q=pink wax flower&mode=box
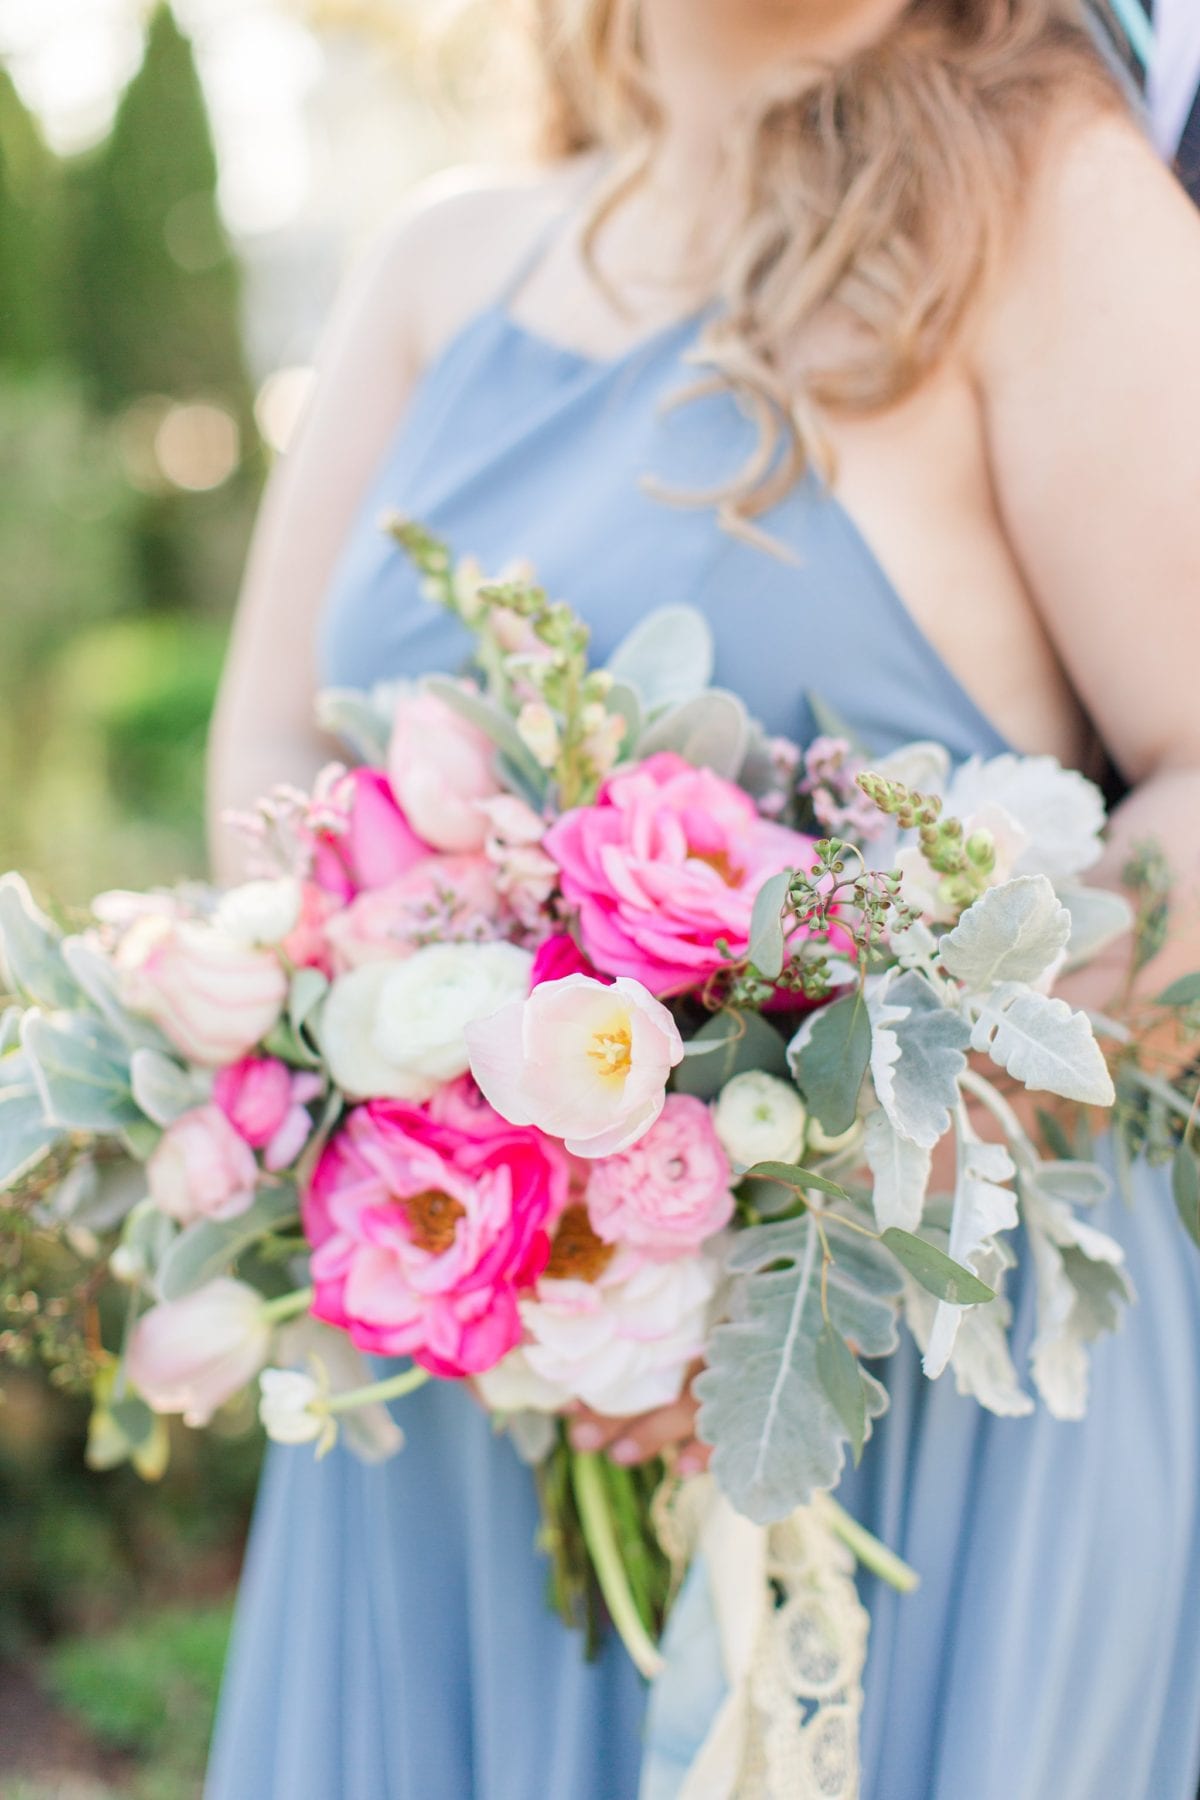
[126,1278,271,1427]
[387,688,502,854]
[310,767,429,902]
[147,1103,259,1224]
[584,1095,734,1251]
[324,854,501,973]
[530,933,605,988]
[477,794,559,929]
[303,1097,570,1378]
[213,1056,323,1172]
[115,913,287,1066]
[543,752,820,997]
[280,881,340,974]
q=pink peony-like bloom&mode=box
[476,1206,719,1418]
[584,1094,734,1251]
[147,1103,260,1224]
[303,1097,570,1378]
[310,768,429,902]
[213,1056,323,1172]
[324,854,501,973]
[466,973,683,1159]
[126,1278,271,1426]
[530,933,604,988]
[115,914,287,1066]
[543,752,821,997]
[387,688,502,853]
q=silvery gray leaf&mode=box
[969,985,1115,1105]
[1022,1170,1132,1420]
[315,686,394,765]
[130,1047,206,1129]
[863,1105,932,1233]
[903,1239,1032,1418]
[940,876,1071,991]
[156,1183,300,1300]
[0,874,80,1009]
[922,1130,1017,1379]
[0,1049,63,1190]
[606,605,714,716]
[1056,884,1136,973]
[21,1009,141,1136]
[868,970,970,1151]
[695,1215,901,1524]
[637,691,749,778]
[62,936,171,1055]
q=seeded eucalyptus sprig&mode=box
[855,769,997,918]
[386,514,626,810]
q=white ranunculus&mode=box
[320,942,533,1101]
[215,877,302,946]
[712,1071,808,1168]
[258,1368,328,1446]
[475,1349,572,1416]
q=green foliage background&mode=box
[0,9,263,1791]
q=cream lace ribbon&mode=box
[658,1478,870,1800]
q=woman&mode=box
[204,3,1200,1796]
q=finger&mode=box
[567,1406,633,1454]
[606,1394,700,1466]
[673,1437,711,1478]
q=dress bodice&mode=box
[318,297,1009,766]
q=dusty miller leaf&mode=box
[939,876,1071,991]
[922,1132,1017,1378]
[863,1106,932,1233]
[606,606,714,716]
[868,971,970,1151]
[1021,1169,1132,1420]
[969,985,1115,1105]
[903,1239,1032,1418]
[637,691,749,778]
[1056,884,1135,974]
[695,1215,901,1523]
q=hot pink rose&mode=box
[147,1103,260,1224]
[324,854,501,973]
[115,914,287,1066]
[530,933,605,988]
[213,1056,323,1172]
[310,768,429,902]
[543,752,820,996]
[584,1095,734,1251]
[387,688,502,853]
[303,1097,570,1378]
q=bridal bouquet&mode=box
[4,519,1198,1792]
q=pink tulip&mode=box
[126,1279,271,1426]
[530,933,604,989]
[147,1103,260,1224]
[387,688,502,853]
[212,1057,322,1172]
[116,914,287,1067]
[310,768,429,902]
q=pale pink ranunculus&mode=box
[387,688,502,853]
[466,973,683,1159]
[147,1103,260,1224]
[115,914,287,1067]
[584,1094,734,1251]
[303,1097,569,1378]
[126,1278,272,1426]
[530,933,604,988]
[323,854,501,973]
[543,752,821,997]
[310,767,429,902]
[477,1207,719,1417]
[213,1056,323,1172]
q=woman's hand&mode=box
[567,1367,710,1476]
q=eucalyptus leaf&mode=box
[743,1161,852,1205]
[695,1215,901,1522]
[637,691,749,778]
[0,874,79,1009]
[880,1228,996,1306]
[1157,972,1200,1009]
[788,990,870,1138]
[315,686,394,764]
[1174,1144,1200,1249]
[606,605,714,715]
[868,971,970,1152]
[969,985,1115,1106]
[748,871,792,981]
[672,1008,789,1100]
[21,1009,141,1136]
[815,1322,867,1465]
[902,1239,1032,1418]
[155,1184,300,1300]
[939,876,1071,991]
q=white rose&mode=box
[320,941,533,1101]
[215,877,302,946]
[713,1071,808,1168]
[258,1368,328,1446]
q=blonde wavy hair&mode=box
[529,0,1125,534]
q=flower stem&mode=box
[570,1452,665,1680]
[261,1285,314,1325]
[323,1364,431,1416]
[819,1494,920,1593]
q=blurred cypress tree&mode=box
[0,70,63,371]
[67,3,250,419]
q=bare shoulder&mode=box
[360,156,597,372]
[977,104,1200,378]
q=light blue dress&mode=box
[205,241,1200,1799]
